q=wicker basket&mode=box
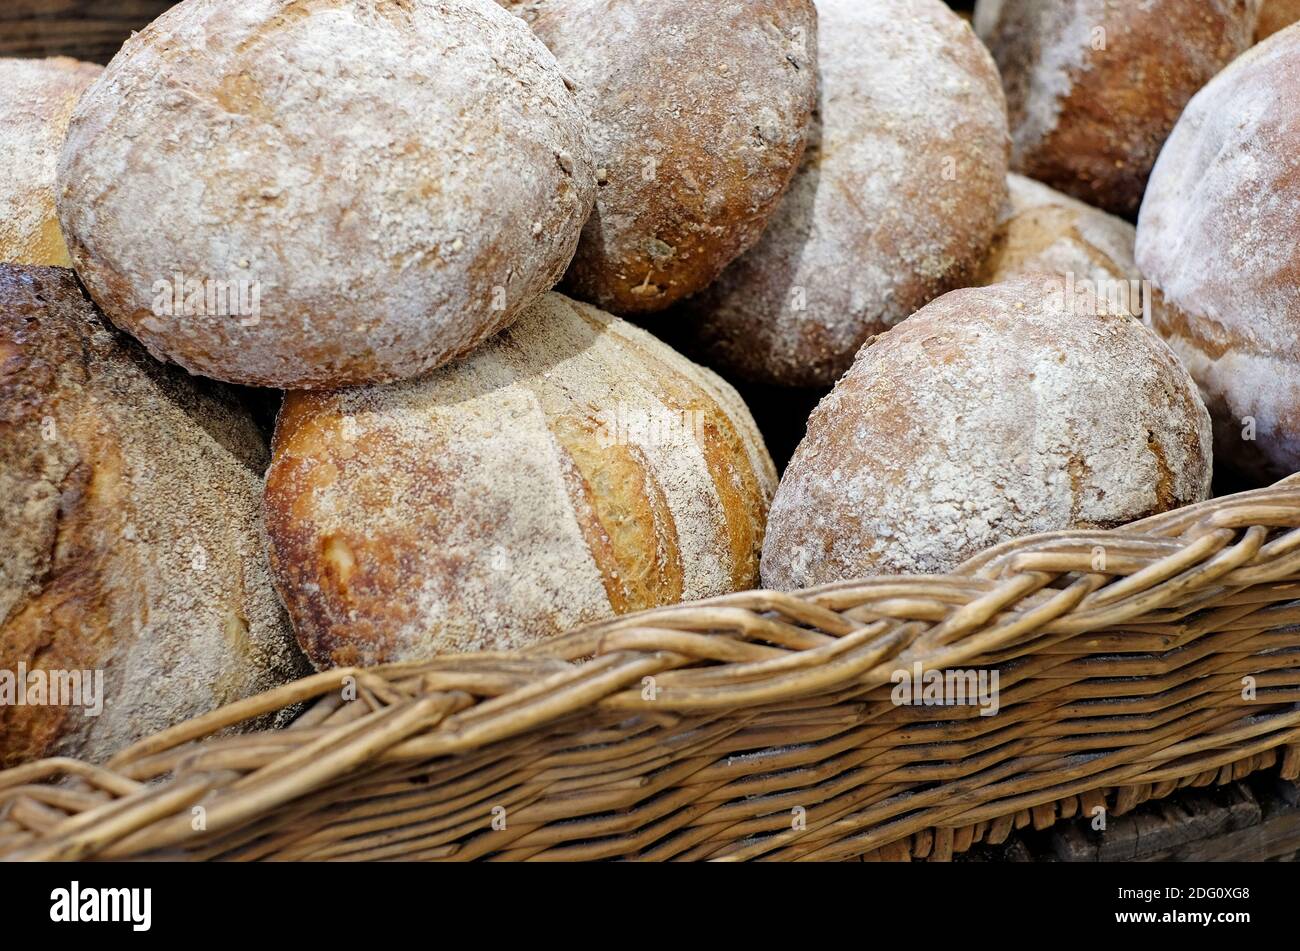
[2,475,1299,862]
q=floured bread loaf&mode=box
[506,0,818,315]
[0,265,307,767]
[266,293,777,667]
[1137,26,1300,481]
[0,57,101,267]
[57,0,595,389]
[974,0,1260,216]
[681,0,1009,387]
[978,173,1139,293]
[761,275,1213,588]
[1257,0,1300,40]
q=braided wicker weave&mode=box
[3,476,1300,862]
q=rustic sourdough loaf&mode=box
[761,274,1213,588]
[0,57,101,267]
[266,293,777,667]
[501,0,818,315]
[0,265,307,767]
[56,0,595,389]
[679,0,1009,387]
[1136,24,1300,481]
[978,173,1139,292]
[974,0,1261,216]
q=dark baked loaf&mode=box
[505,0,818,315]
[0,264,307,766]
[975,0,1260,216]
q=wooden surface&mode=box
[965,774,1300,862]
[1,1,175,63]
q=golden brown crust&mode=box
[513,0,818,315]
[1257,0,1300,40]
[266,293,777,668]
[0,57,102,267]
[0,265,307,766]
[976,0,1260,216]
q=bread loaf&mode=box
[266,293,777,667]
[978,173,1139,294]
[761,274,1213,588]
[680,0,1009,387]
[506,0,818,315]
[0,265,307,767]
[1257,0,1300,40]
[1136,25,1300,481]
[974,0,1260,216]
[57,0,595,389]
[0,57,101,267]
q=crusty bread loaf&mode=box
[975,0,1260,217]
[761,274,1213,588]
[679,0,1009,387]
[57,0,595,389]
[266,293,777,667]
[0,57,101,267]
[1136,25,1300,481]
[0,265,307,767]
[1257,0,1300,39]
[978,173,1139,291]
[504,0,817,315]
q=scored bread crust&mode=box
[975,0,1261,217]
[760,274,1213,589]
[679,0,1009,388]
[1136,26,1300,481]
[977,173,1138,288]
[266,293,777,668]
[56,0,595,389]
[0,57,102,267]
[507,0,818,315]
[0,265,308,767]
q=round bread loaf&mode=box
[1136,27,1300,481]
[57,0,595,389]
[978,173,1139,294]
[1257,0,1300,39]
[974,0,1260,217]
[505,0,817,315]
[267,293,777,667]
[679,0,1009,387]
[0,265,307,767]
[0,57,101,267]
[760,275,1213,588]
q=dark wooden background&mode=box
[1,1,175,62]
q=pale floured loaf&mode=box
[1136,25,1300,481]
[0,265,308,767]
[761,275,1213,588]
[975,0,1261,216]
[56,0,595,389]
[978,173,1139,290]
[679,0,1009,387]
[506,0,818,315]
[266,293,777,667]
[0,57,102,267]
